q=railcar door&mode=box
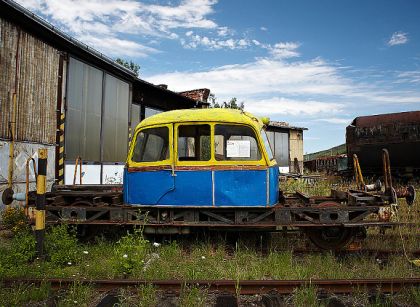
[169,123,213,206]
[213,124,276,207]
[124,124,175,205]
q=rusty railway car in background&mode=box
[346,111,420,178]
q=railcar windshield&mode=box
[132,127,169,162]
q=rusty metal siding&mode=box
[0,18,59,144]
[352,111,420,128]
[346,111,420,173]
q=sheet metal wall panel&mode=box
[163,170,212,206]
[214,170,267,206]
[274,132,289,167]
[66,57,103,161]
[124,170,213,206]
[64,164,101,185]
[102,164,124,184]
[268,166,279,205]
[145,107,162,118]
[0,19,59,144]
[0,141,55,207]
[131,104,141,131]
[124,169,175,205]
[102,74,129,162]
[266,131,275,153]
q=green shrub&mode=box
[10,230,36,263]
[113,227,149,276]
[45,225,81,265]
[1,207,30,234]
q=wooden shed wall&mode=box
[0,18,59,144]
[289,130,304,173]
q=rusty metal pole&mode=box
[35,149,47,257]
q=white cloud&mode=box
[267,42,300,59]
[246,98,344,116]
[146,56,351,97]
[396,71,420,84]
[146,43,420,117]
[260,26,268,31]
[181,34,252,50]
[143,0,218,30]
[315,118,351,125]
[17,0,219,57]
[388,31,408,46]
[217,26,234,37]
[78,35,159,57]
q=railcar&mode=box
[124,109,278,207]
[5,109,415,250]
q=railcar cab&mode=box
[124,109,279,207]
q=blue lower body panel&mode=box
[124,169,212,206]
[214,170,266,206]
[124,166,279,207]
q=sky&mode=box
[17,0,420,153]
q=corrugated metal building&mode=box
[0,0,204,205]
[266,121,307,174]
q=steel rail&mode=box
[288,248,420,257]
[2,278,420,294]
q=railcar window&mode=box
[178,125,211,161]
[261,130,274,160]
[132,127,169,162]
[214,125,262,161]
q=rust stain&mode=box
[127,165,268,172]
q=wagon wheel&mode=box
[304,201,357,250]
[69,200,95,207]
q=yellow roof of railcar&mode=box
[136,108,264,130]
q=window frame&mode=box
[213,123,265,164]
[127,121,273,168]
[175,122,213,166]
[127,124,173,167]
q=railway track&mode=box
[2,277,420,295]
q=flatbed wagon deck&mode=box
[39,184,400,228]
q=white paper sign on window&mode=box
[226,140,251,158]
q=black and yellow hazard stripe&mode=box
[128,125,132,147]
[57,113,65,185]
[35,148,47,257]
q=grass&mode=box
[1,237,418,281]
[56,282,94,307]
[291,286,320,307]
[179,285,207,307]
[0,282,50,306]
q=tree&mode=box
[115,58,140,77]
[209,94,244,111]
